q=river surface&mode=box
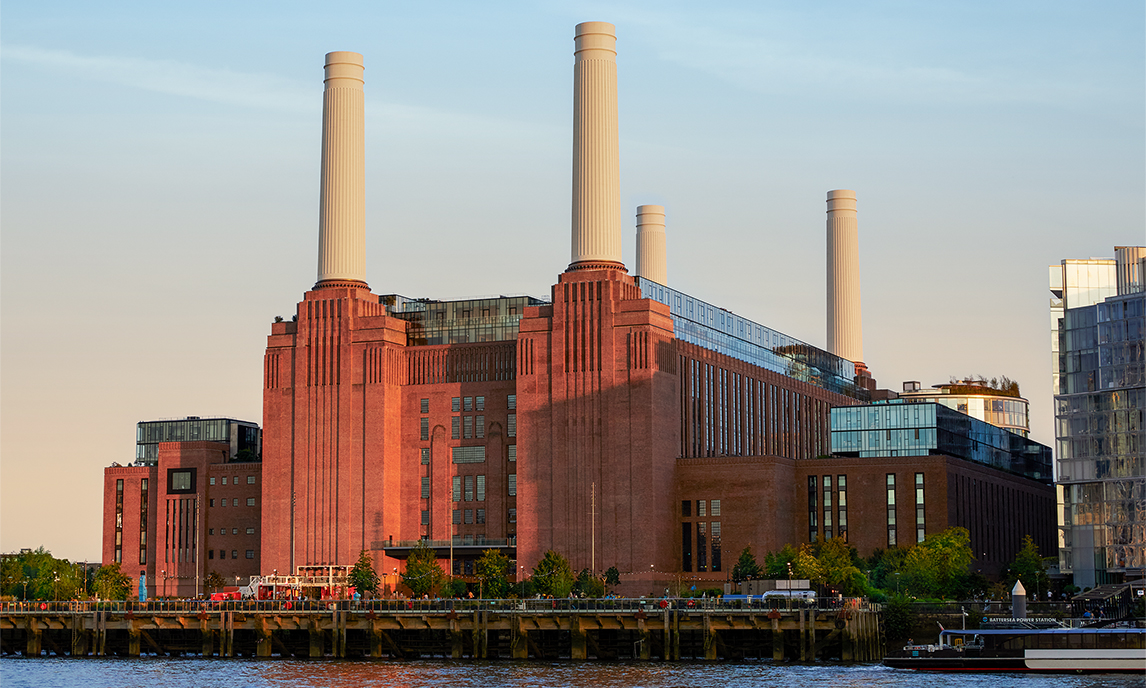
[1,658,1143,688]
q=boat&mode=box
[884,619,1146,673]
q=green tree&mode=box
[867,547,910,592]
[204,571,225,594]
[763,544,799,579]
[1005,535,1050,601]
[440,579,468,598]
[817,537,867,596]
[93,563,131,600]
[3,548,85,600]
[401,541,444,597]
[604,566,620,589]
[902,527,973,599]
[475,549,512,599]
[348,549,380,597]
[731,546,762,584]
[883,594,918,641]
[531,550,575,598]
[792,543,824,583]
[574,569,605,598]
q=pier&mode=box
[1,598,883,661]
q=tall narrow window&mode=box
[697,522,708,571]
[452,416,460,439]
[115,479,124,563]
[508,394,516,410]
[421,510,430,526]
[476,475,486,501]
[915,472,926,543]
[682,522,693,571]
[420,417,429,441]
[476,396,485,411]
[887,474,897,547]
[139,478,149,564]
[682,500,692,517]
[421,476,430,499]
[421,448,430,465]
[452,476,462,502]
[508,445,516,462]
[475,415,485,438]
[698,500,707,517]
[508,474,517,496]
[464,416,473,439]
[464,475,474,502]
[837,475,848,541]
[507,414,516,437]
[420,398,429,413]
[808,475,819,542]
[711,521,722,572]
[464,397,473,412]
[452,397,461,412]
[823,475,833,540]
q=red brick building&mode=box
[101,420,262,599]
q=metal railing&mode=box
[0,597,877,615]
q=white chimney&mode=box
[316,51,367,287]
[569,22,623,271]
[635,205,667,285]
[826,189,863,365]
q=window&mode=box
[465,475,474,502]
[507,414,516,437]
[465,509,473,524]
[823,476,833,540]
[420,418,429,441]
[682,523,692,571]
[476,508,486,524]
[220,550,226,560]
[168,469,195,494]
[698,500,706,517]
[246,527,255,535]
[697,522,707,571]
[453,476,462,502]
[421,476,430,499]
[508,508,517,523]
[508,445,516,462]
[246,550,254,559]
[837,475,848,540]
[209,528,214,535]
[464,416,473,439]
[210,477,216,485]
[464,397,473,412]
[808,476,819,542]
[453,509,461,525]
[508,474,517,496]
[232,550,238,560]
[711,521,722,572]
[476,415,485,438]
[682,500,692,517]
[209,550,215,559]
[421,510,430,525]
[452,446,486,463]
[887,474,897,547]
[213,499,219,507]
[420,398,429,413]
[915,472,925,543]
[476,475,486,501]
[247,476,256,484]
[230,528,237,535]
[421,448,430,465]
[452,397,461,412]
[452,417,460,439]
[508,394,516,410]
[711,500,721,516]
[247,498,255,507]
[222,477,228,485]
[476,396,485,411]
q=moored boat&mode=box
[884,619,1146,673]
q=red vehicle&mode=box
[210,590,241,601]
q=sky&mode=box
[2,1,1143,562]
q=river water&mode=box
[1,658,1142,688]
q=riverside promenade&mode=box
[0,597,883,662]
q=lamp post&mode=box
[53,572,59,601]
[161,569,167,598]
[894,572,901,596]
[787,562,793,607]
[520,566,525,599]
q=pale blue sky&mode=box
[3,1,1143,560]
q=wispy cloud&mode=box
[2,44,317,112]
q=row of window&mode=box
[809,476,848,542]
[681,499,721,517]
[884,473,925,548]
[418,396,516,440]
[209,476,257,485]
[420,474,516,500]
[210,498,256,507]
[208,549,254,560]
[682,521,722,572]
[421,508,517,525]
[208,527,256,536]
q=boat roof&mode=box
[942,627,1145,635]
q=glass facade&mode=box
[135,417,260,466]
[1055,291,1145,587]
[831,402,1052,482]
[898,388,1029,436]
[636,278,867,399]
[382,294,547,346]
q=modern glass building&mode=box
[830,402,1052,483]
[382,294,547,346]
[897,381,1030,437]
[135,417,261,465]
[1054,286,1145,587]
[637,278,868,400]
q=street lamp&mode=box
[520,566,525,599]
[786,562,793,606]
[53,572,59,601]
[161,569,167,598]
[894,572,901,596]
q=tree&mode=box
[93,563,131,600]
[348,549,380,597]
[574,569,605,598]
[902,527,973,599]
[475,549,512,599]
[401,540,443,597]
[731,546,761,584]
[531,550,575,598]
[204,571,225,594]
[604,566,620,589]
[867,547,910,592]
[816,537,866,596]
[791,543,824,583]
[1005,535,1050,600]
[763,544,799,579]
[2,547,85,600]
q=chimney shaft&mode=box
[316,51,367,288]
[569,22,624,271]
[826,189,863,364]
[635,205,667,285]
